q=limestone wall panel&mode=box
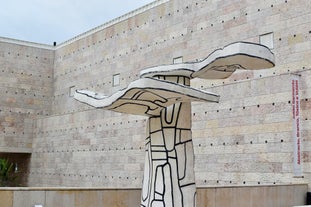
[21,0,311,189]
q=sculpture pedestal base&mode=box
[141,102,196,207]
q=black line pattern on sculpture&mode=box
[141,101,196,206]
[75,78,220,116]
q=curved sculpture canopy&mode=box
[140,41,274,79]
[75,78,220,116]
[74,42,274,116]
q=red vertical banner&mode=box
[292,77,302,176]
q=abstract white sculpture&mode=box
[74,42,275,207]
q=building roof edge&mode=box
[0,36,55,50]
[55,0,169,49]
[0,0,169,50]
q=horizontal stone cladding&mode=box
[0,41,54,152]
[29,110,146,187]
[29,70,311,187]
[0,184,307,207]
[27,0,311,188]
[192,71,311,187]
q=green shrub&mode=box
[0,158,18,187]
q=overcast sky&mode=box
[0,0,154,45]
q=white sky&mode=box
[0,0,155,45]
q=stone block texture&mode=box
[0,41,53,153]
[0,0,310,193]
[0,185,307,207]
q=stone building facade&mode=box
[0,0,311,195]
